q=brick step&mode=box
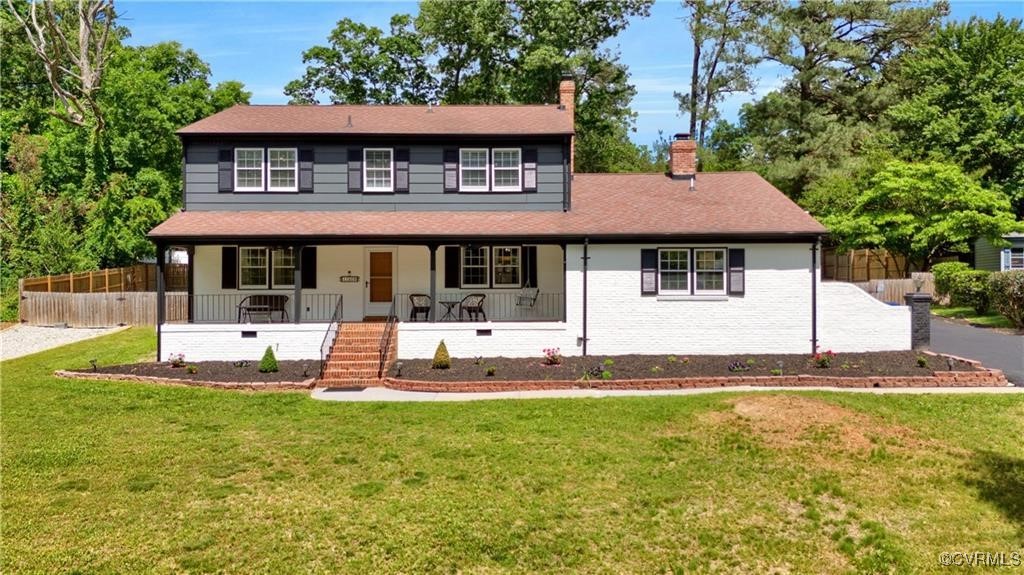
[328,352,380,362]
[317,379,382,388]
[322,370,380,380]
[325,360,379,370]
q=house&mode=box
[148,77,911,384]
[974,234,1024,272]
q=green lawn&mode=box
[3,329,1023,574]
[932,305,1016,329]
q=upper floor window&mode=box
[492,149,521,191]
[235,148,264,192]
[460,148,488,191]
[268,148,297,192]
[364,148,393,192]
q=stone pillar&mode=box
[905,293,931,349]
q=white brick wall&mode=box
[161,323,329,361]
[817,282,910,351]
[398,322,575,359]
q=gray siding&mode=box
[975,236,1024,271]
[184,143,566,211]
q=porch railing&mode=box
[394,292,564,323]
[378,297,398,378]
[172,293,343,324]
[319,295,345,380]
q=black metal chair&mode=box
[408,293,431,321]
[459,293,487,321]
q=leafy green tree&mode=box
[825,161,1017,273]
[886,16,1024,217]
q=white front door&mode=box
[364,247,396,317]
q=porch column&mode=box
[293,244,304,324]
[185,245,195,323]
[156,241,166,360]
[428,244,438,322]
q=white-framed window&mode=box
[239,247,268,288]
[492,148,521,191]
[461,246,489,288]
[694,248,726,294]
[271,248,295,288]
[459,148,489,191]
[1010,247,1024,270]
[658,249,690,294]
[492,246,521,287]
[267,148,298,192]
[234,148,264,191]
[363,148,393,192]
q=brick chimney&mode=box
[669,133,697,181]
[559,74,575,173]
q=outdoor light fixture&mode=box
[89,359,98,372]
[395,361,403,378]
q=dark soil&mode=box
[391,351,981,382]
[77,360,316,382]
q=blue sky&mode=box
[120,0,1022,146]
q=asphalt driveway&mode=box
[930,317,1023,384]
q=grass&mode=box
[932,305,1015,329]
[3,328,1023,573]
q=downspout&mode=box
[810,239,819,354]
[582,237,589,356]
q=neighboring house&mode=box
[148,77,910,383]
[974,234,1024,272]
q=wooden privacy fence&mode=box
[822,248,913,282]
[20,263,188,293]
[850,273,935,304]
[19,292,188,327]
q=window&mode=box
[460,148,488,191]
[461,246,489,288]
[694,249,726,294]
[234,148,264,191]
[272,248,295,288]
[268,148,297,191]
[492,148,521,191]
[364,148,393,192]
[658,250,689,294]
[492,246,521,287]
[1010,248,1024,270]
[239,247,267,288]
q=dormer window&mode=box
[459,148,488,191]
[492,149,521,191]
[234,148,264,191]
[364,148,393,192]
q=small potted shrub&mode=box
[259,346,279,373]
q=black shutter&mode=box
[301,247,317,289]
[443,149,458,192]
[395,148,410,193]
[523,148,538,192]
[298,149,314,192]
[641,249,658,295]
[347,148,362,193]
[524,246,538,287]
[728,248,745,296]
[218,149,233,192]
[444,246,460,288]
[221,246,238,289]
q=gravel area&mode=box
[1,325,128,361]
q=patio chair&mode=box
[459,293,487,322]
[237,294,290,323]
[408,293,432,321]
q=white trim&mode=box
[657,248,690,295]
[267,147,298,192]
[363,148,394,193]
[459,148,489,191]
[693,248,727,295]
[233,148,264,192]
[492,246,522,288]
[1009,247,1024,270]
[491,148,522,192]
[239,246,268,289]
[460,246,490,288]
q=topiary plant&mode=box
[431,340,450,369]
[259,346,279,373]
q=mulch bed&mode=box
[73,360,316,383]
[391,351,981,382]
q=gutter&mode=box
[811,238,820,354]
[582,237,589,356]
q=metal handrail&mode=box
[377,296,398,378]
[318,295,344,380]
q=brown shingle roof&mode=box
[149,172,826,240]
[177,104,574,136]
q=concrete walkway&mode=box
[312,384,1022,403]
[930,317,1024,384]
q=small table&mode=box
[439,300,460,321]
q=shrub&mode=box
[542,347,562,366]
[258,346,279,373]
[186,365,198,374]
[949,270,991,314]
[932,261,970,300]
[601,370,613,380]
[989,270,1024,329]
[813,350,836,368]
[916,356,928,368]
[770,368,783,376]
[727,361,750,373]
[167,352,185,367]
[431,340,450,369]
[485,366,496,377]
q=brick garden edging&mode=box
[54,370,315,391]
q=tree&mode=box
[825,161,1017,273]
[675,0,757,146]
[886,16,1024,218]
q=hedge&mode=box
[989,271,1024,330]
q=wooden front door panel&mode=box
[369,252,393,303]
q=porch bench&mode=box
[237,294,290,323]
